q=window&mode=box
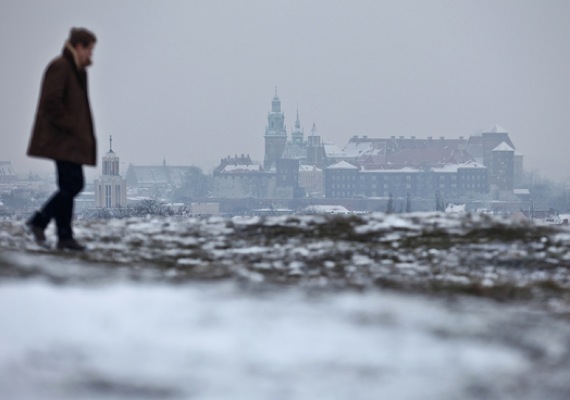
[115,185,121,206]
[105,185,112,208]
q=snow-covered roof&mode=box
[342,139,385,158]
[492,142,515,152]
[221,164,263,173]
[303,204,351,214]
[513,189,530,195]
[281,142,307,160]
[361,166,420,174]
[327,161,359,170]
[433,162,487,173]
[298,165,322,172]
[445,203,466,213]
[323,143,347,158]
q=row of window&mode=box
[332,174,486,182]
[331,182,486,190]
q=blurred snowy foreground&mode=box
[2,212,570,399]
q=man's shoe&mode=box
[26,221,46,244]
[57,238,86,251]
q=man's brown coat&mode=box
[27,46,96,166]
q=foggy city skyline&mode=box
[2,0,570,182]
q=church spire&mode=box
[102,135,119,175]
[311,121,317,136]
[291,106,304,144]
[271,87,282,113]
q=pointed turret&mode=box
[102,135,119,175]
[291,107,304,144]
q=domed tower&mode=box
[102,136,119,176]
[95,136,127,208]
[263,88,288,170]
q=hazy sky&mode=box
[1,0,570,181]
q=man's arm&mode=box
[41,60,75,132]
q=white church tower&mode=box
[95,136,127,208]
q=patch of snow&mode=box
[0,282,550,400]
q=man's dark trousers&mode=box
[31,161,84,240]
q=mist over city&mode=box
[2,2,570,399]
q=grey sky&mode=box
[1,0,570,181]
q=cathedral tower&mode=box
[263,88,288,170]
[290,108,304,145]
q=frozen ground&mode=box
[1,212,570,399]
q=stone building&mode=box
[263,89,288,170]
[94,136,127,208]
[0,161,16,183]
[325,160,488,199]
[213,155,274,199]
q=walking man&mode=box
[26,27,98,251]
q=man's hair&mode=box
[69,27,97,47]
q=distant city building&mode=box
[341,135,473,168]
[275,159,301,198]
[298,164,324,198]
[126,160,198,198]
[320,125,520,199]
[232,91,521,201]
[325,160,488,199]
[95,136,127,208]
[263,88,288,170]
[0,161,16,183]
[467,124,519,191]
[213,154,275,199]
[305,124,327,169]
[491,141,515,191]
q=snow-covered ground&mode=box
[1,212,570,399]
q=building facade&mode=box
[213,155,275,199]
[263,89,288,170]
[0,161,16,183]
[325,161,488,199]
[234,91,520,201]
[95,136,127,208]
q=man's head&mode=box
[69,27,97,68]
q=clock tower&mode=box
[263,88,288,170]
